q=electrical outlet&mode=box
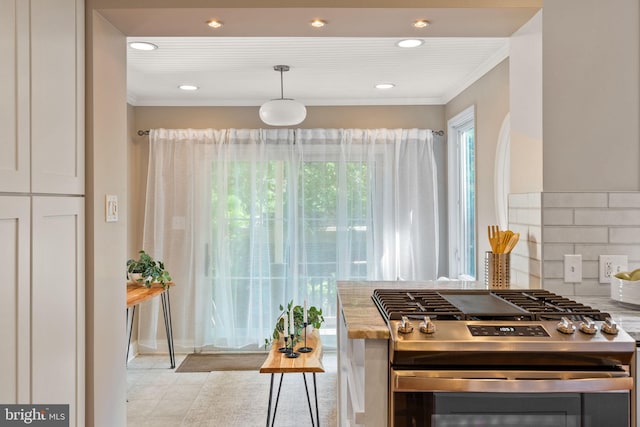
[599,255,628,283]
[564,254,582,283]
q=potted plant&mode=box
[126,250,172,289]
[265,300,324,348]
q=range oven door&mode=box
[391,369,633,427]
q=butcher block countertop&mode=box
[337,280,640,342]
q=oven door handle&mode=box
[392,369,633,393]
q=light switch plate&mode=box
[106,194,118,222]
[564,254,582,283]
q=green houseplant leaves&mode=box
[126,250,172,289]
[265,300,324,348]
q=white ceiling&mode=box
[115,5,540,107]
[126,36,509,106]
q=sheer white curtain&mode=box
[137,128,439,353]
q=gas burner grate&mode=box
[372,289,464,320]
[372,288,611,322]
[492,290,612,321]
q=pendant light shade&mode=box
[259,65,307,126]
[259,99,307,126]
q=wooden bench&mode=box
[260,329,324,426]
[126,282,176,368]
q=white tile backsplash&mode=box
[574,209,640,225]
[543,192,607,208]
[542,280,576,296]
[573,244,640,260]
[610,227,640,243]
[582,261,599,279]
[573,281,611,297]
[543,260,563,279]
[511,240,541,260]
[542,209,573,225]
[544,226,608,243]
[509,193,540,209]
[609,192,640,208]
[543,243,575,261]
[512,191,640,297]
[528,225,542,243]
[508,194,542,288]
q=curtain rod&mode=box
[138,129,444,136]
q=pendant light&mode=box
[259,65,307,126]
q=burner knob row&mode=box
[602,317,619,335]
[556,316,619,335]
[419,316,436,334]
[578,319,597,335]
[398,316,413,334]
[556,317,576,334]
[397,316,437,334]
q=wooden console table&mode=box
[126,282,175,368]
[260,329,324,427]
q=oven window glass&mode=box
[393,392,629,427]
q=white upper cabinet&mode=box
[0,0,29,192]
[0,0,84,195]
[31,0,84,194]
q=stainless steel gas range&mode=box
[372,288,636,427]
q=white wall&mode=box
[85,10,128,427]
[542,0,640,191]
[445,59,510,282]
[509,10,542,194]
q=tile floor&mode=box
[126,352,337,426]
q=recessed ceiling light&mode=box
[375,83,395,90]
[207,19,223,29]
[396,39,424,48]
[310,19,326,28]
[413,19,430,29]
[128,41,158,51]
[178,85,199,91]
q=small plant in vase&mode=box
[265,300,324,348]
[126,250,172,289]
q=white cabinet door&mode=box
[32,196,84,427]
[0,0,29,192]
[30,0,84,195]
[0,197,30,403]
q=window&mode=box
[447,106,476,279]
[209,152,370,348]
[142,128,439,351]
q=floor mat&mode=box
[175,352,268,372]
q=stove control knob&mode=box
[556,317,576,334]
[419,316,436,334]
[398,316,414,334]
[601,317,619,335]
[578,319,598,335]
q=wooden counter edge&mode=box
[259,329,325,374]
[126,282,175,308]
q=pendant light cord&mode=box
[280,68,284,100]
